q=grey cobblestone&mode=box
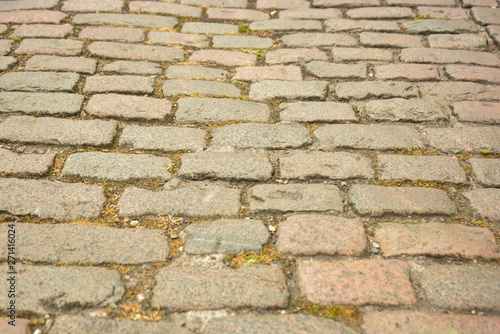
[79,27,145,42]
[233,65,302,81]
[428,34,488,50]
[401,20,478,34]
[0,72,79,92]
[0,148,55,175]
[15,38,84,56]
[102,60,162,75]
[166,65,227,80]
[280,101,357,122]
[249,19,322,31]
[87,94,171,120]
[89,41,184,62]
[266,48,328,64]
[307,61,367,79]
[182,22,238,34]
[12,24,73,38]
[282,33,356,47]
[72,13,178,28]
[464,189,500,221]
[188,50,257,66]
[424,126,500,153]
[129,1,202,18]
[279,8,341,19]
[469,158,500,187]
[25,55,97,74]
[163,79,240,97]
[325,19,400,32]
[0,0,58,11]
[212,35,273,49]
[148,31,209,48]
[335,81,419,100]
[365,98,446,122]
[250,80,328,100]
[0,57,15,71]
[83,75,154,94]
[0,92,83,115]
[119,125,206,151]
[400,48,500,67]
[207,8,269,21]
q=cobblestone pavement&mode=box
[0,0,499,333]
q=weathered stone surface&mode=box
[280,8,341,19]
[417,6,468,20]
[463,0,498,6]
[446,65,500,84]
[63,152,172,181]
[374,64,440,81]
[0,57,15,71]
[248,184,343,213]
[464,189,500,221]
[360,32,423,48]
[181,219,269,255]
[420,82,500,102]
[213,35,273,49]
[0,223,170,264]
[179,151,273,181]
[298,260,416,306]
[277,215,367,256]
[119,126,206,151]
[166,65,227,80]
[365,98,446,122]
[118,186,240,218]
[335,81,419,100]
[401,48,500,67]
[314,0,380,6]
[89,41,184,62]
[387,0,457,6]
[25,55,96,74]
[12,24,72,38]
[0,265,123,314]
[0,0,58,11]
[250,80,328,100]
[207,8,269,21]
[266,48,328,64]
[152,265,288,311]
[0,116,117,146]
[257,0,309,9]
[488,25,500,45]
[0,92,83,115]
[314,124,424,150]
[452,101,500,124]
[347,7,414,19]
[249,19,321,31]
[332,47,393,62]
[15,38,83,56]
[182,22,238,34]
[0,318,29,334]
[162,79,240,97]
[181,0,247,7]
[103,60,162,75]
[188,50,257,66]
[325,18,400,32]
[472,7,500,25]
[176,97,270,123]
[401,20,478,34]
[280,152,374,180]
[280,101,357,122]
[73,13,178,28]
[0,39,12,54]
[348,185,457,216]
[0,10,67,24]
[306,61,366,79]
[233,65,302,81]
[0,178,105,221]
[377,155,467,184]
[129,1,202,18]
[211,123,311,149]
[79,27,145,42]
[148,31,209,48]
[375,222,500,260]
[0,72,79,92]
[421,265,500,311]
[469,158,500,187]
[83,75,154,94]
[0,148,54,175]
[87,94,171,120]
[0,25,5,34]
[282,33,356,47]
[62,0,124,12]
[428,34,488,50]
[424,126,500,153]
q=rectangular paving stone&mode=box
[0,92,83,115]
[314,124,424,150]
[248,184,343,213]
[463,0,498,6]
[280,152,374,180]
[0,223,170,264]
[0,178,105,220]
[387,0,455,5]
[257,0,309,9]
[118,186,240,218]
[378,155,467,184]
[162,79,240,97]
[314,0,381,6]
[79,27,145,42]
[63,152,172,181]
[176,97,270,123]
[103,60,162,75]
[417,6,469,20]
[266,48,328,64]
[347,6,414,19]
[166,65,227,80]
[277,215,367,256]
[0,10,67,24]
[0,39,12,54]
[178,151,273,181]
[464,188,500,221]
[181,0,247,7]
[298,260,416,306]
[374,64,440,81]
[472,7,500,25]
[213,35,273,49]
[129,1,202,18]
[211,123,311,149]
[152,265,288,311]
[0,72,79,92]
[188,50,257,66]
[87,94,171,120]
[0,0,58,11]
[325,18,400,32]
[182,22,238,34]
[148,31,209,48]
[424,126,500,153]
[0,265,123,314]
[401,20,478,34]
[348,185,457,216]
[487,25,500,46]
[0,56,15,71]
[279,8,342,19]
[0,116,117,146]
[420,82,500,102]
[469,158,500,187]
[62,0,123,12]
[89,41,184,62]
[83,75,154,94]
[400,48,500,67]
[72,13,178,28]
[282,33,356,47]
[249,19,322,31]
[360,32,423,48]
[332,47,393,62]
[428,34,488,50]
[334,81,419,100]
[421,265,500,312]
[12,24,73,38]
[0,148,55,175]
[375,222,500,260]
[233,65,302,81]
[15,38,83,56]
[446,64,500,84]
[249,80,328,100]
[207,8,269,21]
[280,101,356,122]
[306,61,366,79]
[119,126,206,151]
[365,98,446,122]
[25,55,97,74]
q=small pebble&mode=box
[268,225,276,232]
[372,247,380,254]
[372,242,380,248]
[171,233,179,239]
[130,220,139,227]
[33,330,41,334]
[137,293,146,302]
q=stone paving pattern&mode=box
[0,0,499,333]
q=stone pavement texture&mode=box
[0,0,499,333]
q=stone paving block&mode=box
[378,155,467,184]
[375,222,500,259]
[421,82,500,102]
[0,57,16,71]
[166,65,227,80]
[89,41,184,62]
[387,0,455,5]
[0,223,170,264]
[365,98,446,121]
[0,72,79,92]
[282,33,356,47]
[0,317,29,334]
[249,19,322,31]
[421,265,500,311]
[163,79,240,97]
[374,64,440,81]
[347,7,414,19]
[83,75,154,94]
[149,31,209,48]
[15,38,83,56]
[298,260,416,306]
[428,34,488,50]
[472,7,500,25]
[207,8,269,21]
[0,39,12,53]
[0,178,105,220]
[417,6,469,20]
[469,158,500,187]
[0,0,58,11]
[332,47,393,62]
[73,13,178,28]
[362,311,500,334]
[188,50,257,66]
[0,116,117,146]
[181,219,269,255]
[248,184,343,213]
[119,126,206,151]
[400,48,500,67]
[129,1,202,18]
[211,123,312,149]
[446,64,500,84]
[424,126,500,153]
[348,185,457,216]
[276,214,367,256]
[103,60,162,75]
[334,81,419,100]
[233,65,302,81]
[280,101,357,122]
[279,8,342,19]
[181,0,247,7]
[487,25,500,45]
[314,0,381,6]
[152,265,288,311]
[12,24,73,38]
[50,315,188,334]
[25,55,96,74]
[176,97,270,123]
[62,0,123,12]
[178,151,273,181]
[266,48,328,64]
[0,92,83,115]
[280,152,374,180]
[360,32,423,48]
[257,0,309,9]
[213,35,273,48]
[87,94,171,120]
[464,188,500,221]
[0,25,5,34]
[182,22,238,34]
[63,152,172,181]
[463,0,498,6]
[79,27,145,42]
[0,10,67,24]
[314,124,424,150]
[0,148,54,175]
[249,80,328,100]
[325,18,401,32]
[306,61,366,79]
[204,315,356,334]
